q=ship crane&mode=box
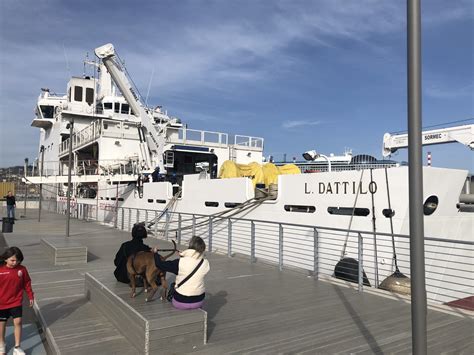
[382,123,474,157]
[94,43,166,172]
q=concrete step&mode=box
[85,272,207,354]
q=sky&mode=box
[0,0,473,171]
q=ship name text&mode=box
[304,181,377,195]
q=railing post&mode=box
[279,224,283,271]
[358,233,363,293]
[313,227,319,280]
[165,210,170,241]
[208,216,213,252]
[192,215,196,236]
[250,221,256,263]
[228,218,232,258]
[177,214,182,245]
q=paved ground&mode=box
[1,210,473,354]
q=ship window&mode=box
[118,198,124,201]
[85,88,94,105]
[205,201,219,207]
[121,104,130,114]
[225,202,241,208]
[114,103,120,113]
[156,199,166,204]
[327,207,370,216]
[68,87,71,101]
[423,195,438,216]
[40,105,54,119]
[147,199,154,203]
[382,209,395,218]
[104,102,112,110]
[74,86,83,102]
[284,205,316,213]
[103,123,108,130]
[110,197,116,201]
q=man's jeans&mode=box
[7,205,15,219]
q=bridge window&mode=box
[86,88,94,105]
[284,205,316,213]
[327,207,370,216]
[104,102,112,110]
[114,103,120,113]
[40,105,54,119]
[74,86,83,102]
[121,104,130,114]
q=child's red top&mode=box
[0,264,34,309]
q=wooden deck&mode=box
[2,210,473,354]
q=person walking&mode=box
[154,236,210,310]
[0,247,34,355]
[4,192,16,221]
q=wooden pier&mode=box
[1,210,473,354]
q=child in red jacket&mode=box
[0,247,34,355]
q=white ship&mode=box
[26,43,473,306]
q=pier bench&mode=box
[41,237,88,265]
[85,272,207,354]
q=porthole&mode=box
[382,209,395,218]
[224,202,241,208]
[327,207,370,216]
[423,195,438,216]
[205,201,219,207]
[284,205,316,213]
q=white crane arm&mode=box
[382,124,474,157]
[95,43,165,171]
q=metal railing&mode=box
[43,201,473,305]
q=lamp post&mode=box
[23,158,28,217]
[66,120,74,238]
[302,150,332,172]
[317,153,332,172]
[38,146,45,222]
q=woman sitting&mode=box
[154,236,210,309]
[113,223,151,284]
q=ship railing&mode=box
[172,127,229,147]
[47,201,473,306]
[25,158,141,177]
[234,135,264,150]
[294,162,401,173]
[59,121,101,155]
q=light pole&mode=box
[302,150,332,172]
[38,146,45,222]
[66,120,74,238]
[23,158,28,217]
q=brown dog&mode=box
[127,240,177,302]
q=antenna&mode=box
[62,43,71,77]
[145,67,155,107]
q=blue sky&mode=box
[0,0,472,171]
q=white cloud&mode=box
[282,120,322,129]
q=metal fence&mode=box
[43,200,473,305]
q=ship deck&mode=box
[1,209,473,354]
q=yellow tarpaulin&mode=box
[218,161,300,187]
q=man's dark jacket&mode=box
[5,196,15,206]
[113,239,151,283]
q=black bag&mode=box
[166,259,204,302]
